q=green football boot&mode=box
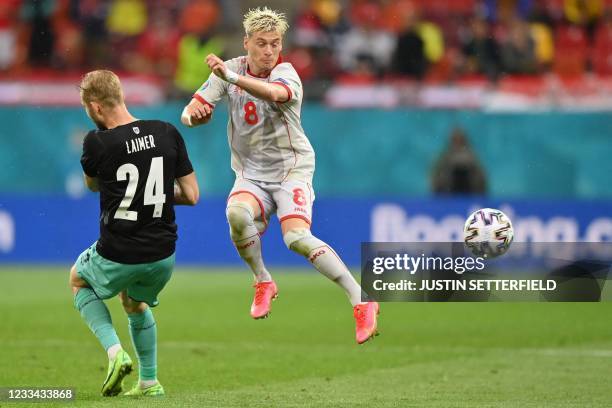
[101,349,133,397]
[124,382,165,397]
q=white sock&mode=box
[285,229,363,306]
[308,245,363,306]
[140,379,158,389]
[107,344,122,360]
[227,203,272,283]
[234,234,272,282]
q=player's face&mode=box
[244,30,283,73]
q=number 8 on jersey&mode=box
[244,101,259,125]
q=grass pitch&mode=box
[1,267,612,407]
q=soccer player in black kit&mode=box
[68,70,199,397]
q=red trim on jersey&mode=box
[272,81,292,103]
[192,94,215,109]
[228,190,268,233]
[279,110,298,182]
[279,214,311,225]
[246,55,283,78]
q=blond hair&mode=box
[79,70,124,107]
[243,7,289,37]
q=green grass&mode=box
[1,266,612,407]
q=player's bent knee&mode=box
[69,264,77,286]
[283,228,317,256]
[226,201,255,232]
[124,302,147,314]
[69,264,87,292]
[119,292,147,314]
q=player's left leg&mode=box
[70,245,133,396]
[70,265,124,358]
[281,219,380,343]
[275,181,379,344]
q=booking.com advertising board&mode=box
[0,196,610,266]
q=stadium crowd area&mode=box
[1,0,611,99]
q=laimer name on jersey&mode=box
[126,134,156,155]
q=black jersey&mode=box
[80,120,193,264]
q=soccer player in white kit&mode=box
[181,7,379,343]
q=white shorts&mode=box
[228,178,315,233]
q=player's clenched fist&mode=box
[206,53,240,84]
[181,97,212,127]
[206,54,226,78]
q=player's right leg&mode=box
[70,244,133,396]
[120,292,165,397]
[121,253,174,397]
[227,180,277,318]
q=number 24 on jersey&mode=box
[115,157,166,221]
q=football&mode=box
[464,208,514,258]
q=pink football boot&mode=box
[353,302,380,344]
[250,281,278,319]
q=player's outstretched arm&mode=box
[83,173,99,192]
[206,54,289,103]
[181,98,213,128]
[174,172,199,206]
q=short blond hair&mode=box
[243,7,289,37]
[79,70,124,107]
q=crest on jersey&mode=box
[133,126,140,134]
[230,85,243,96]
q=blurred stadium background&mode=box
[1,0,612,406]
[0,0,611,264]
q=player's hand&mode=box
[182,98,212,127]
[206,54,228,81]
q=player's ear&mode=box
[90,101,103,115]
[243,36,249,51]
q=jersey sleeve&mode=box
[80,131,103,177]
[192,71,228,109]
[167,123,194,178]
[270,62,302,104]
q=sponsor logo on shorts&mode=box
[237,240,256,250]
[309,249,326,263]
[294,207,308,214]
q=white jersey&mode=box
[194,56,315,183]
